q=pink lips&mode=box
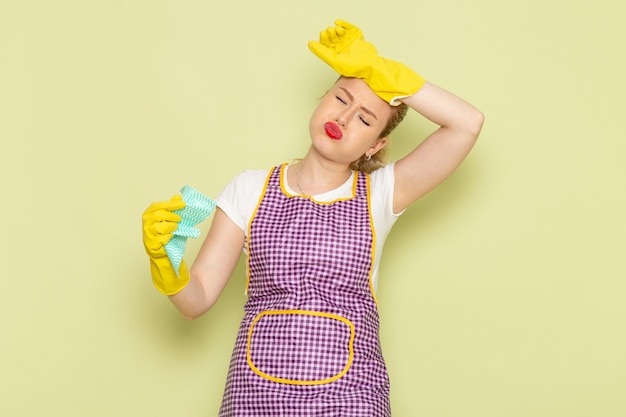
[324,122,343,140]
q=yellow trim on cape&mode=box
[364,171,378,306]
[278,163,358,204]
[244,166,275,295]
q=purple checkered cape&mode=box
[219,164,391,416]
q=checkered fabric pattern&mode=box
[218,164,391,417]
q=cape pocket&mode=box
[247,310,355,385]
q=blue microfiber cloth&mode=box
[165,185,216,275]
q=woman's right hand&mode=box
[141,195,191,295]
[141,195,185,259]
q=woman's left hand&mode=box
[308,19,425,105]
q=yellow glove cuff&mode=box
[371,58,426,106]
[150,257,190,295]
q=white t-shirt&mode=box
[215,163,404,291]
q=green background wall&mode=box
[1,0,624,416]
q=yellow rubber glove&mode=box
[142,195,190,295]
[308,19,426,105]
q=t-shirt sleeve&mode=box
[370,162,405,219]
[214,169,268,233]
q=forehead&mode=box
[332,77,392,116]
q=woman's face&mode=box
[308,77,392,165]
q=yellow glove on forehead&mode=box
[309,19,425,105]
[317,20,363,48]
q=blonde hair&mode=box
[350,101,408,173]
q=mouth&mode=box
[324,122,343,140]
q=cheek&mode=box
[310,100,332,123]
[350,131,382,154]
[358,122,385,142]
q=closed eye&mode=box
[359,116,371,126]
[336,95,347,105]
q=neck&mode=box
[292,154,352,196]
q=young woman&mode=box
[142,19,483,417]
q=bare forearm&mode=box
[402,82,484,136]
[167,276,213,320]
[393,82,484,210]
[166,208,245,320]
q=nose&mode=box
[335,108,353,128]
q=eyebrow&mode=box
[338,87,378,120]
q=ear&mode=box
[369,136,389,155]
